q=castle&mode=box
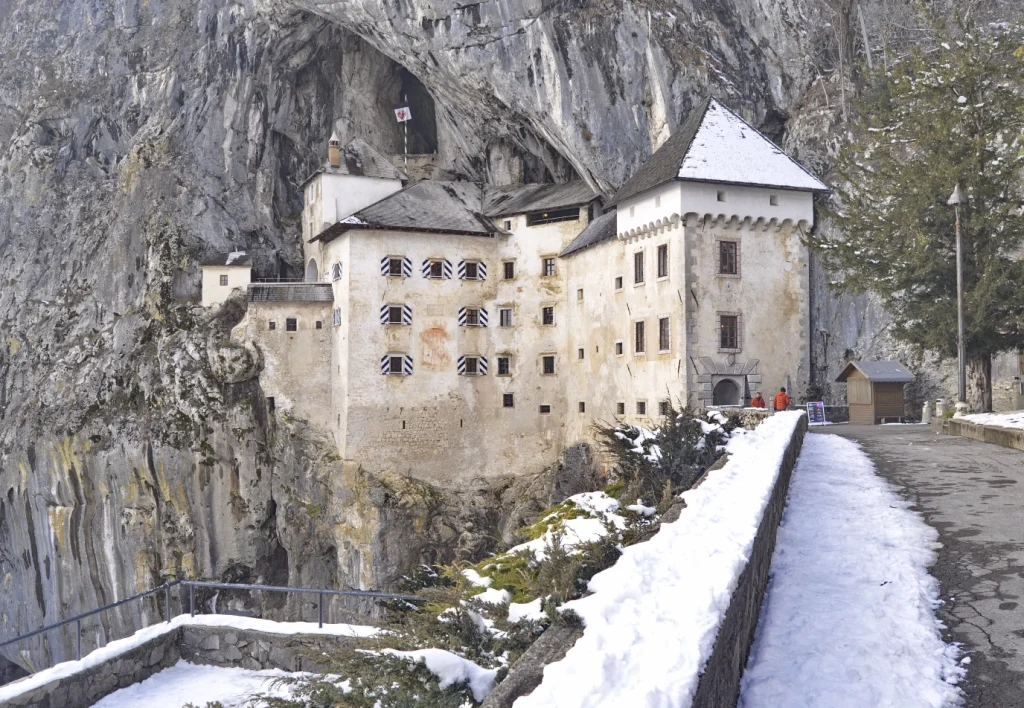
[202,99,826,485]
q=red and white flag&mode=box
[394,106,412,123]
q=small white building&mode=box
[200,251,252,307]
[217,100,826,485]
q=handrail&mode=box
[0,580,421,667]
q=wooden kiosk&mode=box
[836,361,915,425]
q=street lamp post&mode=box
[948,183,968,414]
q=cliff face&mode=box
[0,0,986,670]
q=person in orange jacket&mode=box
[773,387,791,411]
[750,392,767,408]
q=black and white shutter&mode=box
[380,354,391,374]
[402,354,413,375]
[379,304,412,325]
[477,355,488,374]
[380,257,390,276]
[478,307,489,327]
[458,307,467,326]
[332,262,343,281]
[379,305,390,325]
[457,355,467,375]
[457,260,467,279]
[421,259,432,277]
[401,257,412,277]
[332,308,342,327]
[477,262,487,279]
[402,304,412,324]
[381,354,414,375]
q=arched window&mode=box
[713,379,741,406]
[305,258,319,283]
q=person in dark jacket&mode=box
[773,387,791,411]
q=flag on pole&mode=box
[394,104,412,123]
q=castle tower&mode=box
[328,131,341,169]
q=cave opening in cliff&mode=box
[396,67,437,154]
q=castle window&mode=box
[657,244,669,279]
[504,220,512,231]
[634,251,645,284]
[616,401,625,415]
[332,262,344,281]
[381,304,412,325]
[332,308,342,327]
[542,257,556,277]
[526,208,579,226]
[542,355,556,375]
[659,400,671,417]
[719,241,739,275]
[770,194,780,206]
[637,401,647,416]
[615,340,624,356]
[459,307,488,327]
[542,306,554,326]
[497,356,511,376]
[579,402,586,413]
[659,317,671,351]
[578,348,584,360]
[615,276,623,291]
[499,308,513,327]
[458,355,488,376]
[634,320,646,354]
[382,256,412,277]
[459,260,486,280]
[717,190,727,202]
[423,258,452,279]
[503,393,515,408]
[577,288,583,301]
[219,274,228,286]
[315,321,323,330]
[719,313,741,351]
[381,353,413,376]
[539,404,552,414]
[268,321,276,330]
[503,261,515,280]
[286,318,297,332]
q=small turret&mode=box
[328,131,341,168]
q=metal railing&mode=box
[0,580,421,669]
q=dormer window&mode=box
[526,208,579,226]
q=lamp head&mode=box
[947,183,967,206]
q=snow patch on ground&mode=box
[739,434,964,708]
[92,660,307,708]
[463,568,493,587]
[515,411,805,708]
[382,648,498,702]
[506,491,627,562]
[0,614,379,702]
[471,587,512,606]
[508,598,545,623]
[962,410,1024,430]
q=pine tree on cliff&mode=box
[811,21,1024,412]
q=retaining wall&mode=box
[940,418,1024,452]
[0,624,375,708]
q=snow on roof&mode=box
[609,98,827,205]
[836,361,915,383]
[201,251,252,267]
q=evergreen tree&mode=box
[812,21,1024,411]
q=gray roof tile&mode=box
[201,251,252,267]
[484,181,597,217]
[836,361,915,383]
[559,211,617,257]
[247,284,334,303]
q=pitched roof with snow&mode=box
[609,98,827,206]
[201,251,252,267]
[301,139,406,187]
[559,211,617,257]
[312,181,501,242]
[836,361,915,383]
[484,181,598,218]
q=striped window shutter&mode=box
[402,304,413,325]
[402,257,412,277]
[457,355,467,375]
[458,307,467,326]
[443,259,453,279]
[332,262,343,281]
[332,308,342,327]
[379,305,390,324]
[478,356,488,375]
[421,259,432,277]
[380,354,391,374]
[402,355,413,375]
[478,308,489,327]
[477,262,487,279]
[457,260,467,279]
[381,354,414,375]
[380,257,390,276]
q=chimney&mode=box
[328,131,341,169]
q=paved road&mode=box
[821,425,1024,707]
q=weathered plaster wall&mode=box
[301,172,404,247]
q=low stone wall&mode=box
[481,415,808,708]
[942,418,1024,452]
[690,415,807,706]
[1,624,378,708]
[2,630,181,708]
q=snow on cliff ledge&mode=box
[515,411,806,708]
